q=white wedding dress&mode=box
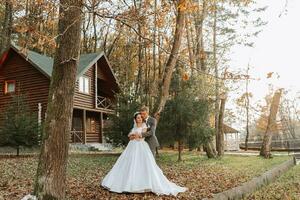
[101,123,187,196]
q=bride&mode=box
[101,112,187,196]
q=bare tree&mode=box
[279,94,299,139]
[91,0,99,52]
[245,64,250,150]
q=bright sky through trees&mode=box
[230,0,299,102]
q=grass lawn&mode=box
[245,164,300,200]
[0,151,290,200]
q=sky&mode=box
[227,0,300,129]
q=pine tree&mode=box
[105,92,141,146]
[158,69,214,161]
[0,95,39,156]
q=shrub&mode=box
[0,95,40,155]
[104,92,141,146]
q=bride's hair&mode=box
[133,112,141,120]
[133,112,142,128]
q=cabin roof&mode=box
[223,124,239,134]
[24,49,102,78]
[1,44,119,90]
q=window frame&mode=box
[78,76,90,94]
[4,80,16,94]
[86,117,96,133]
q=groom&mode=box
[130,106,159,156]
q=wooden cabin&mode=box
[0,44,119,144]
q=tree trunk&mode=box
[102,23,110,54]
[245,107,250,151]
[204,142,217,158]
[133,0,143,99]
[158,35,163,81]
[151,0,157,100]
[92,0,98,52]
[216,96,226,156]
[144,46,151,105]
[106,25,123,58]
[34,0,83,199]
[194,0,207,71]
[212,0,220,154]
[260,89,283,159]
[194,0,217,159]
[16,146,20,157]
[178,139,182,161]
[185,16,195,74]
[82,12,91,53]
[154,0,186,120]
[0,0,13,55]
[188,145,193,151]
[245,65,250,151]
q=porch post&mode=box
[225,133,227,151]
[83,109,86,144]
[95,62,98,109]
[38,103,42,137]
[236,132,239,150]
[38,103,42,126]
[100,112,104,143]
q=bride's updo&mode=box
[133,112,142,128]
[133,112,141,120]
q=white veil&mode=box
[133,112,140,128]
[133,120,137,128]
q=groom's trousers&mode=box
[149,147,156,157]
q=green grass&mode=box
[245,164,300,200]
[157,151,290,177]
[0,151,291,200]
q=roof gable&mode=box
[10,44,104,80]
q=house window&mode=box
[86,118,96,133]
[4,80,16,94]
[79,76,90,94]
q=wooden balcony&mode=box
[96,96,114,111]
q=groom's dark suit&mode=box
[142,116,159,156]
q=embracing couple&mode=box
[101,106,187,196]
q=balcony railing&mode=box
[97,96,113,110]
[70,130,83,143]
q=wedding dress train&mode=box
[101,124,187,196]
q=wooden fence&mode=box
[240,138,300,151]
